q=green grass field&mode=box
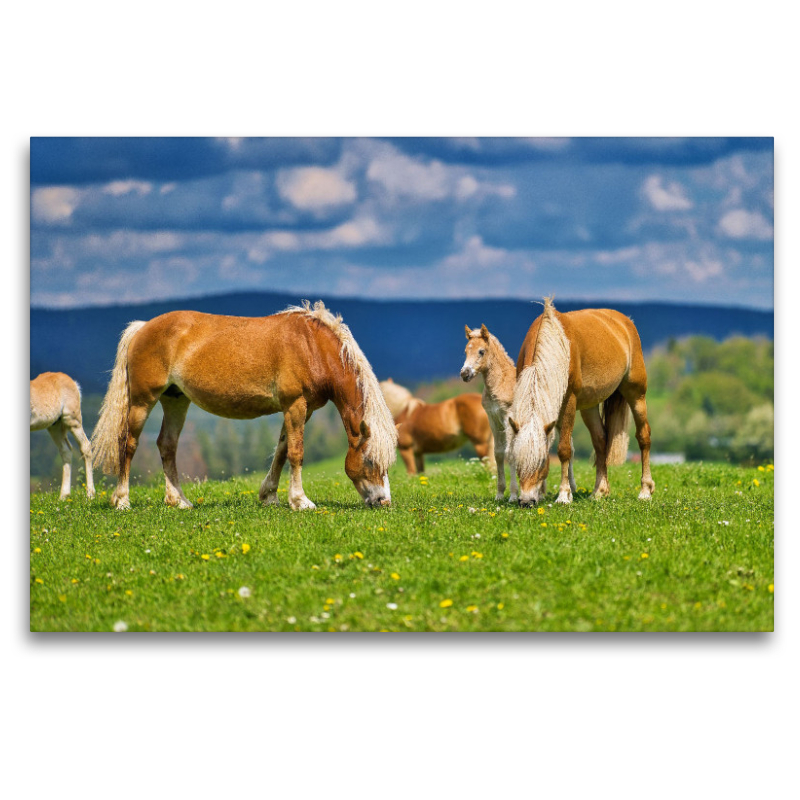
[29,458,774,632]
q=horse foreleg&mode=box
[581,406,609,499]
[284,400,316,510]
[64,418,95,499]
[398,446,417,475]
[157,394,193,508]
[48,422,72,500]
[261,424,288,505]
[414,451,425,474]
[112,402,153,510]
[555,396,577,504]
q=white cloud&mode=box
[103,180,152,197]
[276,167,356,211]
[643,175,693,211]
[718,209,773,240]
[32,187,81,223]
[367,151,451,201]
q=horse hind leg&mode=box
[48,421,72,500]
[112,400,156,510]
[63,416,95,499]
[626,393,655,500]
[157,393,193,508]
[260,423,289,505]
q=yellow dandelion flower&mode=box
[71,578,79,584]
[323,605,330,611]
[766,464,774,472]
[694,601,702,610]
[353,551,364,559]
[501,532,509,539]
[334,554,343,562]
[439,599,453,608]
[466,605,478,613]
[768,584,774,593]
[58,595,67,603]
[34,578,44,584]
[753,479,760,487]
[311,565,320,570]
[757,465,765,472]
[215,552,225,558]
[33,547,41,554]
[623,555,631,561]
[641,553,649,559]
[471,552,483,559]
[125,590,133,596]
[390,572,400,580]
[241,543,251,554]
[459,555,469,562]
[540,522,547,527]
[201,554,210,561]
[326,598,334,605]
[377,527,385,532]
[497,603,504,610]
[537,508,545,515]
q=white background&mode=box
[5,3,795,798]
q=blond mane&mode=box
[509,298,570,471]
[281,300,397,470]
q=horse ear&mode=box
[360,420,372,440]
[480,324,489,340]
[465,325,472,340]
[544,420,556,436]
[508,417,519,434]
[386,377,394,383]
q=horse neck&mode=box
[483,338,516,405]
[332,369,368,443]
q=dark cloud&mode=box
[386,136,773,166]
[30,137,343,185]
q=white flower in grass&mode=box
[238,586,251,598]
[113,621,128,632]
[386,603,398,610]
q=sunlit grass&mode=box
[29,458,774,632]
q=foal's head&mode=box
[344,419,392,508]
[461,325,492,382]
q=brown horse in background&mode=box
[30,372,95,500]
[92,301,397,511]
[379,380,493,475]
[508,297,654,506]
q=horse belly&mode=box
[418,431,467,454]
[179,380,283,420]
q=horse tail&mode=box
[92,321,146,476]
[602,390,630,466]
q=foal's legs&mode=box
[60,407,95,499]
[48,422,72,500]
[555,395,577,504]
[581,406,610,499]
[157,394,193,508]
[260,423,289,505]
[284,398,316,510]
[493,428,507,502]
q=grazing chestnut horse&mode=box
[92,301,397,510]
[379,380,493,475]
[508,298,654,506]
[380,377,414,420]
[460,325,521,502]
[30,372,95,499]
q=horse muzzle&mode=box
[460,366,475,382]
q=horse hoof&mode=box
[114,499,131,510]
[508,495,518,504]
[87,491,96,500]
[638,490,652,500]
[495,493,505,503]
[290,497,316,511]
[555,492,572,504]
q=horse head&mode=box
[508,415,555,506]
[344,419,392,508]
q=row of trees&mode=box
[30,334,773,490]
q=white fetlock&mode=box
[290,495,316,511]
[638,489,652,500]
[262,492,280,506]
[508,494,518,504]
[555,491,572,504]
[495,492,505,503]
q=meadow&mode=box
[29,456,774,633]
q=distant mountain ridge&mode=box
[30,292,774,394]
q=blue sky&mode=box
[30,137,774,309]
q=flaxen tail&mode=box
[602,390,630,466]
[92,321,146,476]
